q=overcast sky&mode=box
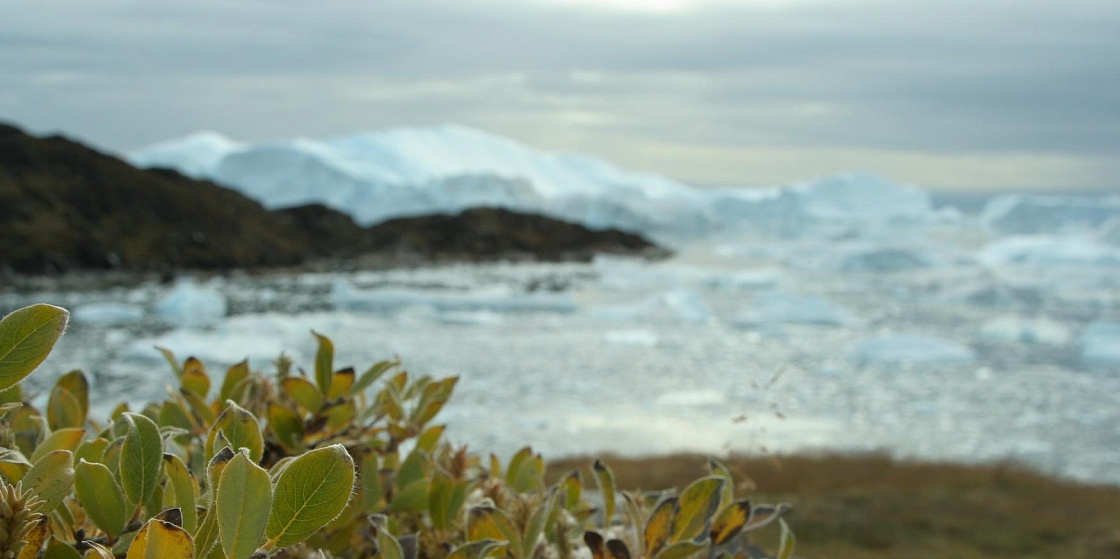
[3,0,1118,190]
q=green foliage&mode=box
[0,304,795,558]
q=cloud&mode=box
[2,0,1117,188]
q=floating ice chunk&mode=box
[603,329,659,347]
[1099,217,1120,246]
[837,246,932,273]
[981,194,1120,235]
[850,334,975,367]
[1080,322,1120,371]
[655,389,725,407]
[976,236,1120,267]
[735,292,852,327]
[71,303,145,325]
[703,269,782,291]
[438,311,505,326]
[979,316,1072,347]
[330,280,577,314]
[590,289,712,323]
[793,172,933,222]
[154,280,228,327]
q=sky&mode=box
[3,0,1118,190]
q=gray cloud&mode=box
[2,0,1118,188]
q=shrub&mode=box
[0,304,795,558]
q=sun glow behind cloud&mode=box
[540,0,776,14]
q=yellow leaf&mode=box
[126,518,194,559]
[644,496,677,557]
[710,500,751,546]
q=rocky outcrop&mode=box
[0,123,664,275]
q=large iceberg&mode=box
[129,127,936,242]
[981,194,1120,235]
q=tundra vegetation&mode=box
[0,303,794,559]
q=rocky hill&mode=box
[0,123,661,275]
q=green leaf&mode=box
[0,304,69,391]
[521,496,554,559]
[669,476,725,543]
[47,370,88,430]
[505,447,543,494]
[467,506,521,551]
[181,357,211,399]
[155,346,183,379]
[448,540,507,559]
[415,425,445,455]
[776,519,795,559]
[43,537,82,559]
[592,460,617,527]
[162,454,198,534]
[126,518,195,559]
[388,479,430,514]
[361,453,383,512]
[75,459,128,537]
[217,450,272,559]
[74,437,109,465]
[351,359,396,395]
[312,331,334,396]
[327,367,355,400]
[30,427,84,462]
[120,412,164,508]
[654,540,707,559]
[265,444,355,549]
[206,401,263,463]
[23,450,74,512]
[707,459,736,511]
[429,472,470,532]
[376,529,404,559]
[266,404,304,453]
[0,448,30,483]
[396,450,429,490]
[280,377,322,413]
[219,360,251,403]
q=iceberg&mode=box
[128,131,244,180]
[976,236,1120,268]
[71,303,145,325]
[130,127,937,242]
[1080,322,1120,371]
[329,280,577,314]
[850,334,975,367]
[735,292,852,327]
[978,316,1072,347]
[154,279,228,327]
[980,194,1120,235]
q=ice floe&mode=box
[850,334,976,367]
[154,280,228,326]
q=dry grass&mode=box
[546,453,1120,559]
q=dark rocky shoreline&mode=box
[0,122,666,279]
